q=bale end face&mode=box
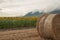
[52,14,60,40]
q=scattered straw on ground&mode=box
[0,28,44,40]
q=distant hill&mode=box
[50,9,60,14]
[24,9,60,17]
[24,11,44,17]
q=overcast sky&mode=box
[0,0,60,17]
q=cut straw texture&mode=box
[36,14,60,40]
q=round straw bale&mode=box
[36,14,49,38]
[44,14,60,40]
[36,14,49,33]
[52,14,60,40]
[36,14,60,40]
[36,14,48,33]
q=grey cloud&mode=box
[0,0,60,17]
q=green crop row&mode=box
[0,20,37,29]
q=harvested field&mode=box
[0,28,44,40]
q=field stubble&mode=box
[0,28,44,40]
